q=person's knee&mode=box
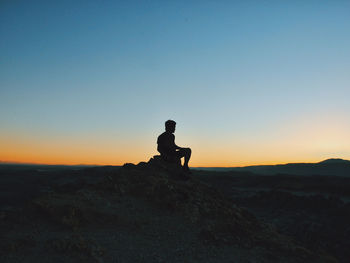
[185,148,191,156]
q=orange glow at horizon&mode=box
[1,112,350,167]
[1,134,349,167]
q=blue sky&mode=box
[1,1,350,166]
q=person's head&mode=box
[165,120,176,133]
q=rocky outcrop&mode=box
[0,158,338,262]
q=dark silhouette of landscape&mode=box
[196,158,350,177]
[0,158,349,262]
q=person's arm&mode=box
[173,135,182,150]
[174,144,181,150]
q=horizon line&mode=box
[1,158,347,168]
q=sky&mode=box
[1,0,350,167]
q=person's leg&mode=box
[162,151,181,165]
[178,148,191,168]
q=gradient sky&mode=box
[1,1,350,166]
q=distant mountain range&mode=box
[2,158,350,177]
[196,158,350,177]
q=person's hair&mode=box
[165,120,176,131]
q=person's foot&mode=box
[183,165,192,174]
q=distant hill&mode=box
[318,158,350,164]
[196,158,350,177]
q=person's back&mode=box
[157,120,192,172]
[157,131,176,156]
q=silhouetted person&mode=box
[157,120,191,172]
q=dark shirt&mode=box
[157,132,177,156]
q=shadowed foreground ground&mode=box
[0,160,347,262]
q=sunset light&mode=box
[1,1,349,167]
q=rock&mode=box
[0,160,338,263]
